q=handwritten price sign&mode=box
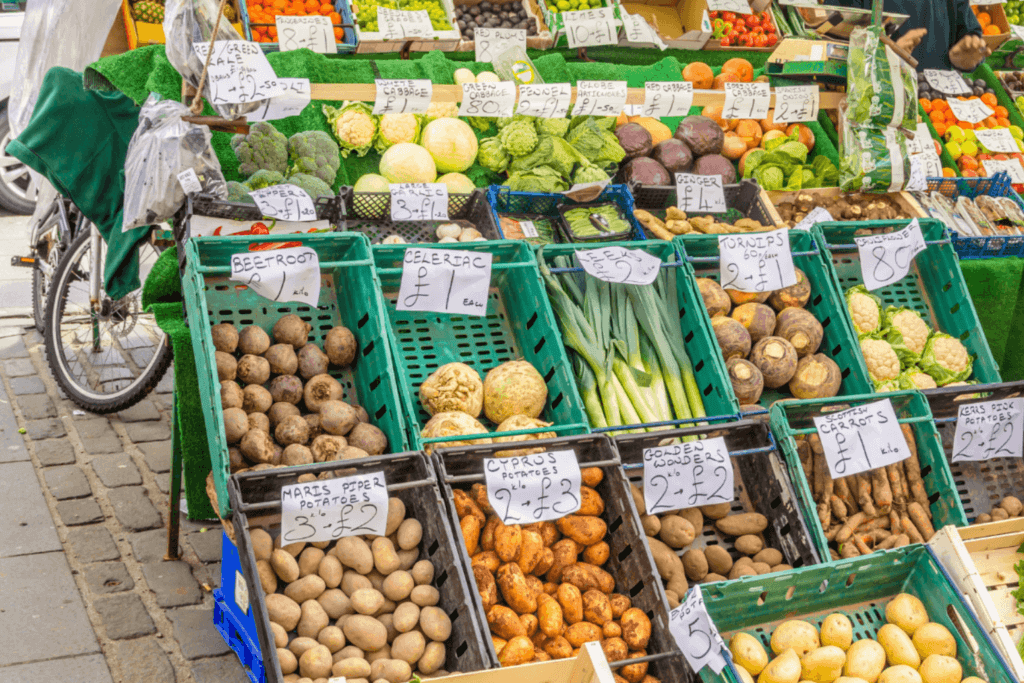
[975,128,1019,153]
[576,246,662,285]
[248,184,317,222]
[953,399,1024,462]
[573,80,627,117]
[396,248,493,316]
[854,219,926,291]
[670,586,727,674]
[563,7,619,48]
[517,83,572,119]
[813,399,912,478]
[642,82,694,118]
[772,85,819,124]
[945,97,994,125]
[486,450,582,524]
[620,12,666,49]
[390,184,449,221]
[248,77,311,122]
[230,246,321,307]
[280,472,389,544]
[192,41,286,104]
[459,81,517,118]
[378,7,434,39]
[474,27,526,63]
[719,229,798,293]
[643,437,734,515]
[275,15,337,53]
[983,158,1024,183]
[793,207,834,232]
[373,79,432,115]
[722,82,770,120]
[923,69,970,95]
[675,173,726,213]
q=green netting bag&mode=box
[839,103,912,192]
[846,25,917,131]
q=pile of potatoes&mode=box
[215,314,390,474]
[629,484,793,606]
[975,496,1022,524]
[253,496,455,683]
[453,472,659,683]
[728,593,983,683]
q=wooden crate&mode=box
[454,0,553,53]
[767,188,927,227]
[929,519,1024,682]
[121,0,245,49]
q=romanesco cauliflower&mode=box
[500,119,539,158]
[375,113,422,154]
[287,131,341,186]
[323,102,377,158]
[860,337,900,384]
[477,137,510,174]
[230,122,289,178]
[287,173,333,199]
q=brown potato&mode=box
[285,575,327,604]
[318,625,346,653]
[525,574,544,596]
[499,635,535,666]
[659,516,696,549]
[583,590,613,625]
[318,555,343,589]
[317,589,352,620]
[620,608,652,650]
[251,528,274,562]
[537,593,564,638]
[272,548,301,583]
[677,507,704,533]
[564,622,602,647]
[271,621,289,648]
[494,523,523,563]
[488,605,527,640]
[544,635,573,659]
[619,652,648,682]
[472,483,494,515]
[473,564,499,611]
[297,599,330,639]
[418,641,446,675]
[480,515,500,552]
[267,593,302,631]
[603,622,622,639]
[581,467,604,487]
[547,538,579,583]
[583,542,610,566]
[579,486,605,516]
[704,545,733,576]
[497,563,538,614]
[682,549,709,582]
[753,548,783,566]
[556,515,608,546]
[601,637,628,662]
[257,560,278,596]
[521,613,539,637]
[609,594,631,619]
[534,548,556,576]
[516,530,545,574]
[526,521,560,547]
[453,489,486,524]
[701,502,732,519]
[472,551,501,573]
[735,534,764,556]
[557,583,584,624]
[562,564,602,593]
[715,513,768,536]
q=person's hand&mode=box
[950,34,992,71]
[896,28,927,54]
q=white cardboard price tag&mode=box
[975,127,1020,153]
[675,173,726,213]
[722,82,771,120]
[923,69,970,95]
[390,184,449,221]
[378,7,434,39]
[793,206,834,232]
[280,471,389,544]
[563,8,618,48]
[772,85,819,124]
[275,15,337,53]
[485,450,582,524]
[642,82,694,118]
[855,219,926,290]
[620,12,666,49]
[474,27,526,63]
[396,248,492,316]
[248,184,318,222]
[970,0,1005,6]
[517,83,572,118]
[459,81,517,118]
[945,97,994,124]
[705,0,748,12]
[373,79,432,115]
[904,123,934,156]
[234,570,249,613]
[905,155,929,192]
[719,229,798,293]
[177,169,203,196]
[983,158,1024,183]
[643,437,734,515]
[192,41,286,104]
[247,78,311,122]
[230,246,321,307]
[670,586,727,675]
[813,399,912,478]
[576,246,662,285]
[1012,24,1024,41]
[573,80,628,118]
[953,399,1024,462]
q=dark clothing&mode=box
[831,0,983,71]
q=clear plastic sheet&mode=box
[122,94,227,231]
[839,100,912,193]
[846,25,918,132]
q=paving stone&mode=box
[91,454,142,488]
[124,420,172,443]
[190,654,250,683]
[0,335,28,359]
[0,654,113,683]
[194,561,221,589]
[66,525,120,563]
[17,393,56,419]
[34,438,76,465]
[141,560,202,607]
[9,375,45,395]
[93,593,156,640]
[0,461,61,557]
[3,358,35,377]
[43,464,91,499]
[166,607,230,659]
[22,328,43,346]
[128,529,167,563]
[107,487,162,531]
[117,400,161,423]
[187,529,223,564]
[155,370,174,394]
[82,562,134,594]
[152,395,173,412]
[76,417,122,454]
[25,417,66,440]
[155,472,171,494]
[56,498,104,526]
[138,440,171,473]
[111,639,173,683]
[0,380,26,464]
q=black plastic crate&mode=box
[629,180,778,231]
[227,451,491,683]
[614,420,822,581]
[555,200,636,243]
[432,433,690,681]
[340,188,501,244]
[925,380,1024,524]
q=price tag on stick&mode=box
[563,8,619,48]
[975,128,1020,153]
[944,98,994,124]
[772,85,819,124]
[642,82,694,118]
[643,437,734,515]
[923,69,970,95]
[573,80,627,117]
[854,219,926,291]
[248,184,317,222]
[275,15,337,53]
[812,399,912,478]
[952,399,1024,462]
[719,230,798,293]
[722,82,771,120]
[576,246,662,285]
[459,81,517,118]
[396,248,492,316]
[670,586,727,675]
[517,83,572,118]
[474,27,526,63]
[621,12,666,49]
[230,246,321,307]
[192,41,286,104]
[706,0,748,12]
[390,184,449,221]
[378,7,434,38]
[675,173,726,213]
[373,79,432,115]
[485,450,582,524]
[280,471,389,544]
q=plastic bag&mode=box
[846,25,917,131]
[122,94,227,231]
[839,101,911,193]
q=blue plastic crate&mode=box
[219,532,259,643]
[486,183,646,242]
[213,588,265,683]
[239,0,358,53]
[923,173,1024,259]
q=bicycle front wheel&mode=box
[43,228,173,413]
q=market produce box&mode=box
[814,219,1002,388]
[180,232,410,517]
[679,229,873,408]
[453,0,554,53]
[614,419,822,601]
[214,532,265,683]
[631,181,780,234]
[371,240,590,451]
[917,176,1024,259]
[487,184,645,243]
[536,240,739,431]
[342,188,502,244]
[615,0,711,50]
[766,189,926,229]
[226,451,492,682]
[974,3,1012,53]
[697,545,1019,683]
[240,0,358,53]
[928,519,1024,682]
[432,432,691,681]
[769,390,968,563]
[923,380,1024,525]
[351,0,461,53]
[121,0,245,49]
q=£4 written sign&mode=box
[280,472,390,544]
[486,450,582,524]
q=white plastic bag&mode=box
[122,94,227,232]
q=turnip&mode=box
[304,374,343,413]
[346,422,387,456]
[216,352,238,382]
[273,314,311,349]
[238,325,271,356]
[248,412,271,433]
[223,408,249,444]
[237,354,271,386]
[212,323,240,354]
[242,385,273,414]
[320,400,359,436]
[275,415,311,446]
[297,344,329,380]
[270,375,304,405]
[264,344,299,375]
[220,380,244,410]
[324,326,357,367]
[268,402,302,429]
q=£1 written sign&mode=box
[486,450,582,524]
[719,229,798,293]
[396,248,492,316]
[279,472,390,544]
[812,399,912,479]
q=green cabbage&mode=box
[478,136,510,174]
[874,378,901,392]
[505,166,569,193]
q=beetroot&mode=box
[615,123,653,160]
[692,154,737,184]
[652,139,693,174]
[621,157,672,186]
[674,115,725,156]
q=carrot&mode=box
[830,548,841,561]
[818,500,832,529]
[859,515,891,531]
[889,510,903,535]
[908,502,935,540]
[826,524,842,541]
[901,424,930,510]
[840,542,860,558]
[901,513,924,544]
[871,467,893,514]
[869,529,891,544]
[877,535,899,550]
[830,495,848,522]
[854,535,873,556]
[797,437,813,477]
[836,512,866,544]
[887,463,906,513]
[893,533,910,548]
[854,473,877,517]
[834,476,858,514]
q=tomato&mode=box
[722,11,736,21]
[755,34,768,47]
[720,37,732,46]
[709,10,719,18]
[742,34,755,46]
[751,26,763,34]
[733,17,746,29]
[765,33,778,46]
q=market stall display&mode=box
[914,176,1024,259]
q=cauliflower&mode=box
[536,117,571,138]
[846,285,883,337]
[230,121,288,178]
[424,101,459,121]
[287,131,341,186]
[323,102,377,158]
[242,169,285,191]
[897,368,938,390]
[375,113,422,154]
[286,173,333,199]
[860,337,900,385]
[477,136,510,174]
[884,306,931,367]
[500,119,539,158]
[919,333,973,386]
[874,379,901,392]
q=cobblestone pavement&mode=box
[0,325,248,682]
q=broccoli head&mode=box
[225,181,255,204]
[231,122,289,179]
[286,173,334,200]
[242,169,286,191]
[288,131,341,186]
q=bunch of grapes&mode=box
[354,0,451,31]
[402,0,452,29]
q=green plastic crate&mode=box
[371,241,590,450]
[812,219,1002,386]
[535,239,740,429]
[697,545,1018,683]
[677,230,873,407]
[181,233,410,518]
[768,390,968,562]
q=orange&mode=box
[305,0,319,11]
[682,62,714,89]
[998,116,1012,127]
[995,105,1009,118]
[984,24,1002,36]
[929,110,945,124]
[268,26,278,37]
[961,121,975,130]
[920,98,933,114]
[942,167,956,178]
[934,122,947,136]
[320,3,334,14]
[977,11,991,27]
[712,72,742,89]
[945,110,956,123]
[721,58,754,83]
[330,11,341,23]
[932,99,947,111]
[982,92,999,108]
[334,26,343,39]
[985,116,999,128]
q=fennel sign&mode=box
[812,398,912,479]
[952,398,1024,463]
[643,437,734,515]
[854,219,926,291]
[279,471,389,544]
[576,246,662,286]
[485,450,582,524]
[718,229,797,293]
[396,247,493,316]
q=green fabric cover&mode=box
[960,257,1024,381]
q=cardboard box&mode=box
[768,37,847,65]
[353,0,462,53]
[122,0,244,49]
[975,3,1011,52]
[430,642,616,683]
[454,0,553,53]
[618,0,711,50]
